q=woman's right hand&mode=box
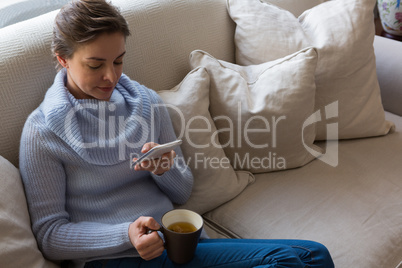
[133,142,177,176]
[128,216,164,260]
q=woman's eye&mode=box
[114,61,123,65]
[88,65,102,70]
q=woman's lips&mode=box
[97,86,114,92]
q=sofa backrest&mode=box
[0,0,328,167]
[0,0,236,167]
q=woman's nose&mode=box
[103,65,117,83]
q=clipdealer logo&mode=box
[302,101,339,167]
[62,100,339,169]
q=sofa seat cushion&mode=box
[203,111,402,268]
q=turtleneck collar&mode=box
[41,69,156,165]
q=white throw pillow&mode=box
[0,156,58,268]
[262,0,327,17]
[227,0,395,140]
[158,67,254,214]
[189,48,321,173]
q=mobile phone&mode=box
[131,140,182,168]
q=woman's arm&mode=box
[19,116,134,261]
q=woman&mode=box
[19,1,334,267]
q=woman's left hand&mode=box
[133,142,176,175]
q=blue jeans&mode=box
[84,239,334,268]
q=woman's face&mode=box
[58,32,126,101]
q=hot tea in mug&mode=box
[168,221,197,233]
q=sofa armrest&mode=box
[374,36,402,116]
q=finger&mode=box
[140,159,153,169]
[136,235,164,260]
[136,148,175,170]
[141,245,165,260]
[168,150,176,160]
[134,216,160,234]
[136,229,160,248]
[151,151,175,167]
[146,217,161,231]
[139,236,165,260]
[136,228,163,252]
[132,160,152,172]
[132,157,149,171]
[148,158,172,175]
[136,156,174,175]
[142,142,159,153]
[159,152,175,171]
[139,158,161,170]
[135,159,161,171]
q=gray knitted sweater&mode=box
[19,69,193,267]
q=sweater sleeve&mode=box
[19,117,134,261]
[148,91,194,205]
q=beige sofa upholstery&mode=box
[1,0,402,267]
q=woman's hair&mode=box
[52,0,131,69]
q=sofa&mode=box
[1,0,402,267]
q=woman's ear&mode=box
[57,55,68,68]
